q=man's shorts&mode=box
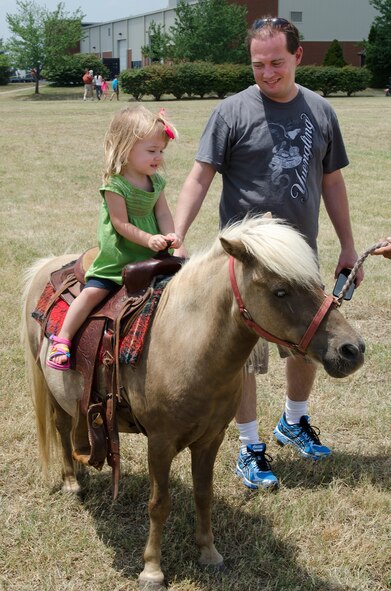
[246,339,291,374]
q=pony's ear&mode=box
[262,211,272,219]
[220,237,255,264]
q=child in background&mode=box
[47,105,181,370]
[101,78,109,99]
[109,76,119,101]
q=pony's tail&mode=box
[21,258,59,475]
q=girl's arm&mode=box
[154,191,182,248]
[105,191,167,251]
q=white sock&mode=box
[236,420,260,448]
[284,398,308,425]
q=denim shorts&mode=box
[84,277,119,291]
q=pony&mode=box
[21,216,365,589]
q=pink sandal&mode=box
[47,335,72,371]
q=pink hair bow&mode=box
[159,108,175,139]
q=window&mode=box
[108,27,111,36]
[290,11,302,23]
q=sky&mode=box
[0,0,169,42]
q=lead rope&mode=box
[336,239,390,304]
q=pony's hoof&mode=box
[215,561,228,574]
[62,477,81,494]
[138,580,166,591]
[202,561,227,574]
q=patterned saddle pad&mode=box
[32,276,171,368]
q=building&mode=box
[80,0,178,71]
[80,0,379,71]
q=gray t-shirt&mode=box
[196,84,349,250]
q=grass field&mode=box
[0,85,390,591]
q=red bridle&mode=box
[229,255,337,356]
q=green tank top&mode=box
[85,173,166,285]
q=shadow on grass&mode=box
[80,468,348,591]
[18,91,84,101]
[270,448,391,490]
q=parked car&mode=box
[9,73,35,83]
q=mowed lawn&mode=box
[1,85,390,591]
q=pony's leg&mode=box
[190,436,225,568]
[51,395,80,493]
[139,439,176,589]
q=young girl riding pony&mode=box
[47,105,181,370]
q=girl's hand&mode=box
[148,234,170,252]
[164,233,182,249]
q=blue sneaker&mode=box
[235,443,279,490]
[273,413,332,460]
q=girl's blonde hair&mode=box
[102,105,177,184]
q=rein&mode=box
[335,239,390,303]
[229,256,336,356]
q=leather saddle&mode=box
[40,246,185,498]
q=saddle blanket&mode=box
[32,276,171,367]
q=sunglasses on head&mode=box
[253,17,290,29]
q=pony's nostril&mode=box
[340,343,360,360]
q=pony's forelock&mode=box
[219,216,321,287]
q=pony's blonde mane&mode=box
[186,216,321,288]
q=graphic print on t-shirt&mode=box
[267,113,314,202]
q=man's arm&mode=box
[174,161,216,243]
[322,169,364,286]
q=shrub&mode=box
[323,39,347,67]
[296,65,371,97]
[174,62,217,98]
[211,63,253,98]
[43,53,109,86]
[315,66,341,96]
[295,65,320,91]
[120,68,150,100]
[144,64,179,100]
[0,54,12,85]
[339,66,372,96]
[119,63,371,100]
[120,62,254,100]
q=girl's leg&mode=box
[48,287,109,367]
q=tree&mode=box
[323,39,346,67]
[6,1,85,94]
[365,0,391,86]
[169,0,248,64]
[43,53,109,86]
[141,22,172,64]
[0,54,12,84]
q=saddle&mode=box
[40,247,184,498]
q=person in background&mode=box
[82,68,93,101]
[101,78,109,100]
[110,76,119,101]
[46,106,181,370]
[174,16,363,491]
[94,72,103,100]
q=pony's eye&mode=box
[274,289,287,298]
